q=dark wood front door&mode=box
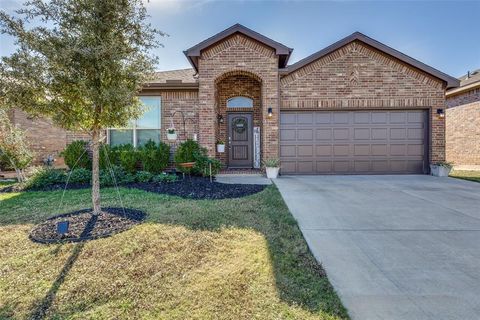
[228,113,253,168]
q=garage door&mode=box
[280,110,428,174]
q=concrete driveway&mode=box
[274,175,480,320]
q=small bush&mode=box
[114,144,138,173]
[138,140,170,174]
[99,166,135,186]
[194,154,222,177]
[262,158,280,168]
[61,140,91,169]
[25,167,66,189]
[99,144,116,170]
[135,171,153,183]
[174,139,206,174]
[152,173,178,183]
[67,168,91,184]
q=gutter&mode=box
[446,80,480,97]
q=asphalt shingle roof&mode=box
[149,68,197,84]
[458,69,480,87]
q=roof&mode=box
[446,69,480,96]
[184,24,293,71]
[281,32,459,89]
[144,68,198,89]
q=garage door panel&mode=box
[333,128,349,140]
[298,145,313,157]
[280,145,296,157]
[298,129,313,140]
[298,113,314,124]
[316,129,332,140]
[354,128,370,139]
[334,112,350,124]
[372,128,388,139]
[316,145,332,156]
[316,161,332,172]
[280,110,427,174]
[280,129,296,141]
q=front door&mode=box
[228,113,253,168]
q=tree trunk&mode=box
[91,129,101,215]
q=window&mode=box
[226,96,253,108]
[109,96,161,147]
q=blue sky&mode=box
[1,0,479,78]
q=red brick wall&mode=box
[215,74,262,164]
[11,109,67,165]
[280,41,447,163]
[197,33,280,161]
[446,88,480,166]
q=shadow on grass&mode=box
[0,187,348,319]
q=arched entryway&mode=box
[215,71,263,168]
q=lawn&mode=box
[449,170,480,183]
[0,185,348,319]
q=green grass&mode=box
[449,170,480,183]
[0,186,348,319]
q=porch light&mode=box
[436,109,445,118]
[217,114,224,124]
[267,107,273,118]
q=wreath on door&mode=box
[232,117,247,134]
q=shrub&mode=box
[194,154,222,177]
[135,171,153,183]
[99,165,135,186]
[61,140,91,169]
[152,173,178,183]
[25,167,66,189]
[67,168,91,184]
[138,140,170,174]
[114,144,138,173]
[99,144,116,170]
[174,139,206,174]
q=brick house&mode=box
[446,69,480,169]
[12,24,460,174]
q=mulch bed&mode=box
[29,207,146,244]
[127,177,267,200]
[2,177,267,200]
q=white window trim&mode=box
[108,96,162,147]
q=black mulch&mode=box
[126,177,267,200]
[3,177,268,200]
[29,207,146,244]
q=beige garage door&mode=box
[280,110,428,174]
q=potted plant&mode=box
[263,158,280,179]
[430,161,453,177]
[166,127,177,141]
[216,140,225,153]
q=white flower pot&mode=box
[217,144,225,153]
[430,165,451,177]
[167,133,177,141]
[266,167,280,179]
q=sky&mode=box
[1,0,479,78]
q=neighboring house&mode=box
[446,69,480,169]
[13,24,460,174]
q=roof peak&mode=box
[184,23,292,71]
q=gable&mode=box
[184,24,292,71]
[281,41,444,90]
[282,32,458,89]
[201,33,276,60]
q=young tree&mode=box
[0,109,35,182]
[0,0,162,214]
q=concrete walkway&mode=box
[216,174,271,185]
[274,175,480,320]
